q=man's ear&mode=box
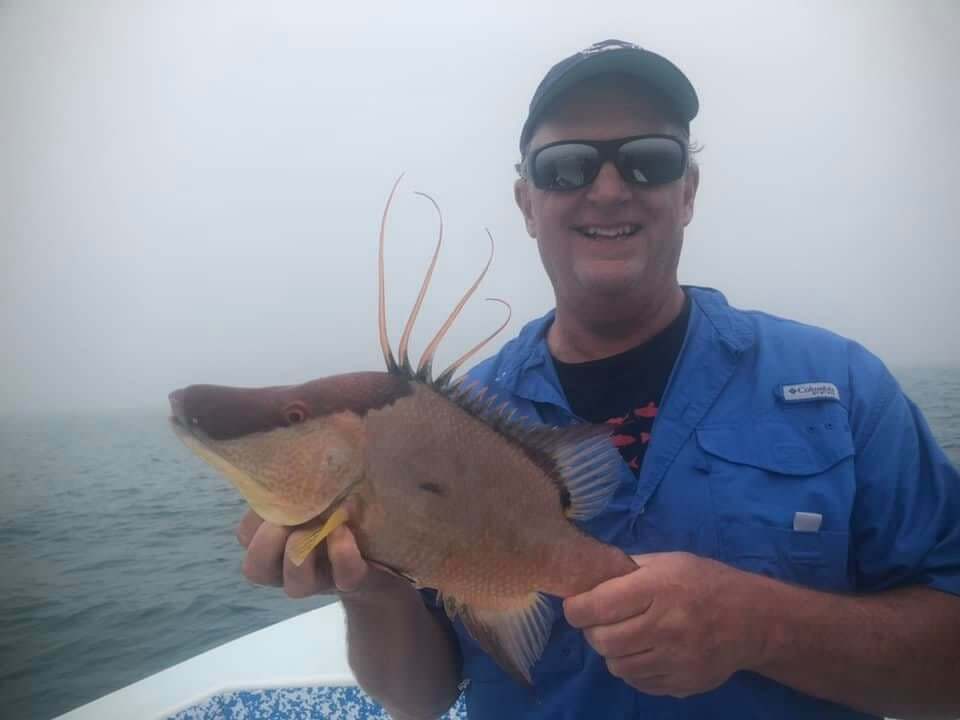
[681,163,700,227]
[514,179,537,238]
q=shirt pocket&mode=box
[696,419,856,592]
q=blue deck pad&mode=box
[168,686,467,720]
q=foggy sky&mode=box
[2,0,958,414]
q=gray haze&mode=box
[2,0,958,414]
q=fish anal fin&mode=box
[289,507,349,567]
[451,593,554,687]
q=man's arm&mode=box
[564,552,960,719]
[238,510,461,720]
[750,575,960,719]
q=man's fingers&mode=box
[564,567,654,629]
[605,650,661,680]
[236,508,264,548]
[327,525,368,593]
[583,611,657,658]
[242,521,291,586]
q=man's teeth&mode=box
[578,225,639,238]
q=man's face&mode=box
[515,80,699,308]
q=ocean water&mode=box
[1,368,958,720]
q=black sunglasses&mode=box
[517,134,688,192]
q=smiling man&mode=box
[237,40,960,719]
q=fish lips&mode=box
[168,388,206,441]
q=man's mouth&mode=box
[573,224,641,239]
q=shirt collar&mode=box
[493,287,754,402]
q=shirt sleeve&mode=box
[849,349,960,596]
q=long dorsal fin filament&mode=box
[396,192,444,375]
[378,174,405,373]
[377,181,508,385]
[416,228,495,382]
[435,297,512,388]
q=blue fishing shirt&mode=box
[447,286,960,719]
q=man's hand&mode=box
[236,507,397,599]
[563,551,763,698]
[237,507,463,718]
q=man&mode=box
[237,40,960,719]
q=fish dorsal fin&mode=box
[446,592,554,686]
[448,383,622,521]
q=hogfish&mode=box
[168,177,637,684]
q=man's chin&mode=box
[574,264,647,298]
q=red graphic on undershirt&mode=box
[604,403,659,474]
[634,402,658,418]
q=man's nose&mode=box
[586,161,631,203]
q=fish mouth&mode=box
[168,388,202,439]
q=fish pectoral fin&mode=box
[524,424,623,521]
[289,507,349,567]
[451,592,554,687]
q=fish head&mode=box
[168,372,412,526]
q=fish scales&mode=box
[358,383,627,601]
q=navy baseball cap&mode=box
[519,39,699,153]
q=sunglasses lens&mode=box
[531,143,601,191]
[618,137,686,185]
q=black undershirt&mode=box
[553,293,691,475]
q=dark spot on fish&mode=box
[418,482,445,496]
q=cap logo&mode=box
[580,39,642,57]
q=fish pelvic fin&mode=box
[289,506,350,567]
[448,592,554,687]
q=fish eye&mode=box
[283,403,310,425]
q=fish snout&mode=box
[168,388,189,427]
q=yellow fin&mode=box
[289,507,349,567]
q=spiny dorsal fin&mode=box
[446,592,554,686]
[446,382,622,521]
